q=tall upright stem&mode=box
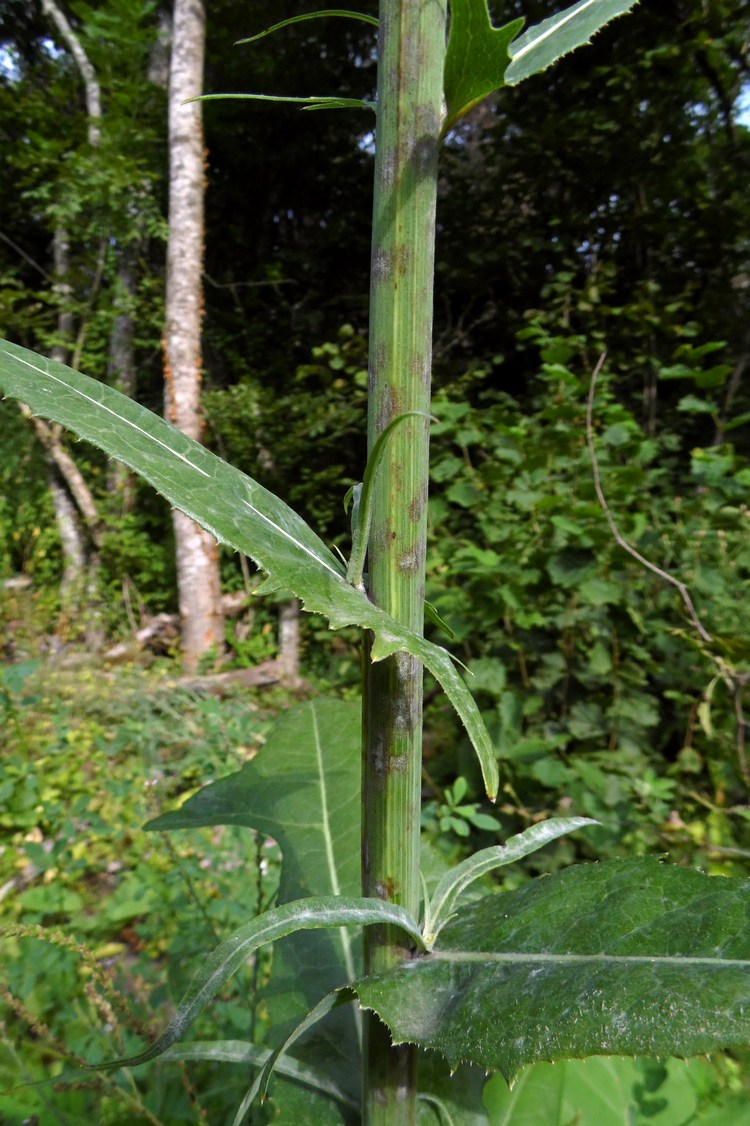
[362,2,446,1122]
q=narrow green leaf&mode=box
[442,2,524,135]
[506,0,641,86]
[95,897,422,1071]
[424,599,455,640]
[0,342,497,798]
[353,859,750,1081]
[246,989,357,1112]
[422,817,597,946]
[196,93,374,112]
[160,1040,359,1111]
[347,411,431,589]
[235,10,379,47]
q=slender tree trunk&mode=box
[47,465,86,598]
[107,251,138,509]
[164,0,224,671]
[361,2,446,1122]
[277,599,301,684]
[41,0,104,631]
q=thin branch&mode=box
[0,230,53,281]
[585,353,712,644]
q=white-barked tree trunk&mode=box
[164,0,224,670]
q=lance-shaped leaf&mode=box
[198,93,374,113]
[442,0,640,136]
[422,817,597,946]
[506,0,641,86]
[147,700,361,906]
[235,10,378,46]
[161,1039,359,1113]
[95,896,422,1071]
[195,11,380,118]
[352,859,750,1081]
[0,341,497,798]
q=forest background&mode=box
[2,0,750,1122]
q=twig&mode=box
[585,353,712,644]
[0,230,53,281]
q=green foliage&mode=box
[2,0,750,1122]
[0,338,499,797]
[483,1055,749,1125]
[424,325,750,870]
[205,323,369,545]
[0,664,285,1123]
[422,775,503,840]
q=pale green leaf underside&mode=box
[353,859,750,1080]
[95,896,422,1071]
[506,0,641,86]
[0,341,497,798]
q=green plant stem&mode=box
[362,1,446,1122]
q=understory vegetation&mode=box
[2,0,750,1121]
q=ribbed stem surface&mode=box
[362,2,447,1122]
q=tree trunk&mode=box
[164,0,224,671]
[107,250,138,509]
[40,0,103,635]
[277,598,301,685]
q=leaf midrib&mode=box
[428,950,748,967]
[312,703,357,986]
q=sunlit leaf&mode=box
[442,0,640,136]
[443,1,523,135]
[506,0,641,86]
[353,859,750,1081]
[422,817,597,946]
[96,896,422,1071]
[0,341,497,798]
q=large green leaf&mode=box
[506,0,640,86]
[0,340,497,798]
[483,1055,739,1126]
[352,859,750,1081]
[148,699,364,1096]
[147,700,361,907]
